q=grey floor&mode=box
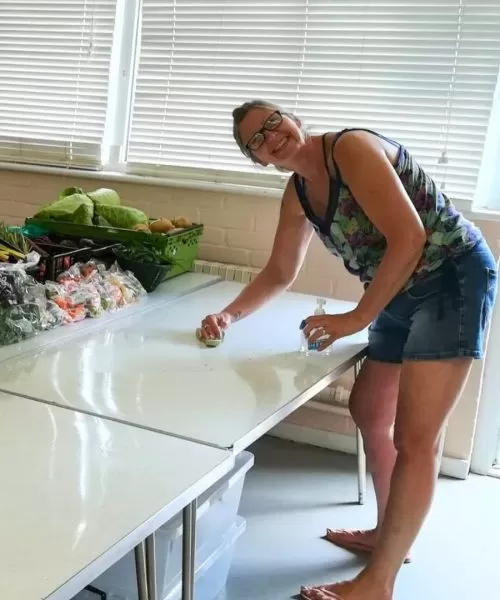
[226,436,500,600]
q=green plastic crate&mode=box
[24,218,203,280]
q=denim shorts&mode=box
[367,238,498,362]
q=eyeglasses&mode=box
[245,111,283,152]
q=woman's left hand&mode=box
[301,311,366,351]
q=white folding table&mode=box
[0,280,368,502]
[0,271,220,366]
[0,279,369,600]
[0,280,367,448]
[0,391,233,600]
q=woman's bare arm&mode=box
[222,180,314,322]
[333,130,427,327]
[201,180,314,338]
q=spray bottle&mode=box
[299,298,332,356]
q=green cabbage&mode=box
[33,186,142,229]
[94,204,148,229]
[72,202,95,225]
[59,186,85,200]
[87,188,121,207]
[34,193,94,225]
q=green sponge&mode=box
[195,327,225,347]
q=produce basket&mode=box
[113,253,173,293]
[24,219,203,280]
[28,240,120,283]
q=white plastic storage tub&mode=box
[164,516,246,600]
[78,517,246,600]
[75,451,253,600]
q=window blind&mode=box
[127,0,500,204]
[0,1,117,170]
[127,0,308,189]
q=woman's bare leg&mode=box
[303,357,473,600]
[326,359,400,553]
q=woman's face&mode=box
[238,107,304,166]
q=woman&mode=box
[198,100,498,600]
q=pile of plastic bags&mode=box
[0,260,146,346]
[46,260,146,324]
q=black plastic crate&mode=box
[28,241,120,283]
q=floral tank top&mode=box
[293,128,482,290]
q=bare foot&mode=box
[324,528,411,563]
[301,577,391,599]
[325,528,378,552]
[301,579,353,599]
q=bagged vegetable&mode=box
[45,300,67,327]
[105,263,146,305]
[0,304,43,345]
[0,267,58,345]
[0,267,46,308]
[48,260,146,322]
[47,264,98,323]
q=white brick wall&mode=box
[0,168,362,299]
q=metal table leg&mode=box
[146,533,157,600]
[354,359,367,505]
[135,541,149,600]
[356,425,367,505]
[182,500,197,600]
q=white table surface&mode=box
[0,391,233,600]
[0,281,368,451]
[0,271,219,365]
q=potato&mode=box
[150,218,175,233]
[172,216,192,228]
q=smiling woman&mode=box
[197,99,498,600]
[232,100,310,171]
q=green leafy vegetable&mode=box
[0,222,31,255]
[93,214,113,227]
[72,202,95,225]
[87,188,121,207]
[59,186,84,200]
[34,193,94,225]
[95,204,148,229]
[116,243,170,264]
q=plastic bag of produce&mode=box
[48,260,134,320]
[46,278,93,323]
[106,262,147,304]
[85,287,106,319]
[0,304,43,345]
[94,278,121,312]
[45,300,67,327]
[0,267,46,309]
[0,268,58,345]
[0,272,17,307]
[46,289,87,324]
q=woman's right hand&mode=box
[199,311,233,340]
